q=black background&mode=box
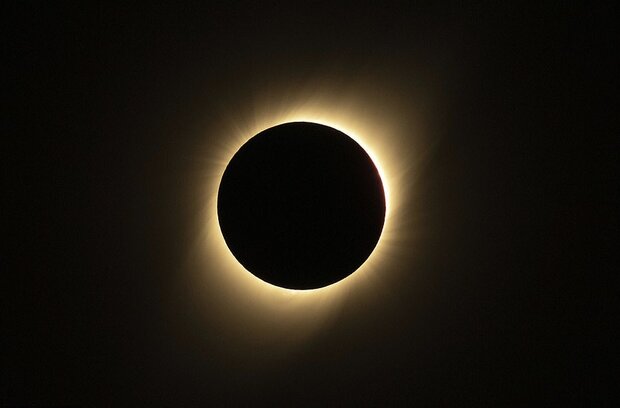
[3,2,614,406]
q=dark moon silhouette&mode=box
[217,122,386,290]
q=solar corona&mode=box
[191,84,420,347]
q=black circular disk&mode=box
[217,122,386,290]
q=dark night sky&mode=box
[3,2,614,406]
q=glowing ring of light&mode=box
[188,81,423,348]
[213,118,392,293]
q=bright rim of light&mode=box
[213,116,393,292]
[216,119,391,291]
[187,82,423,349]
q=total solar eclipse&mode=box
[217,122,386,290]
